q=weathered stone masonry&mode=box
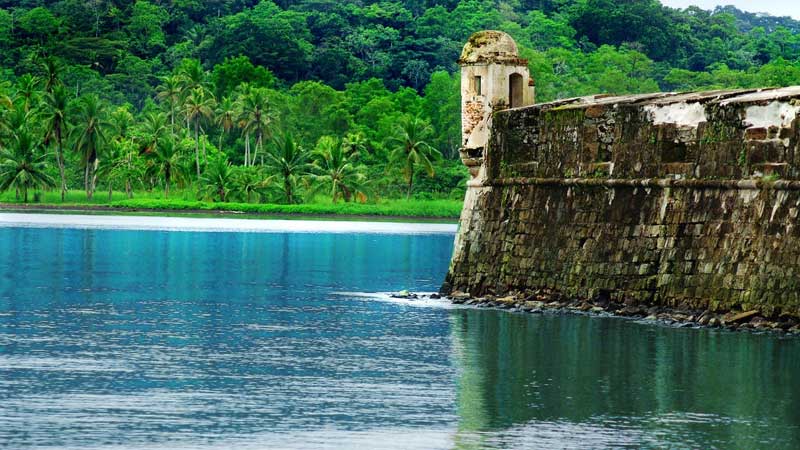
[444,36,800,318]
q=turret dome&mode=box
[459,30,522,64]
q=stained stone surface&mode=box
[446,87,800,318]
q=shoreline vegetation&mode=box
[0,189,463,220]
[4,1,800,218]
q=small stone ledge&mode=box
[489,177,800,190]
[446,290,800,335]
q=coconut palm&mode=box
[15,74,40,111]
[264,132,311,204]
[237,87,272,166]
[177,59,208,94]
[96,140,123,201]
[386,116,442,199]
[69,95,112,199]
[182,87,215,176]
[215,96,237,153]
[343,132,368,156]
[232,165,271,203]
[113,141,145,199]
[139,111,168,154]
[0,131,56,203]
[41,57,63,95]
[147,137,189,198]
[42,85,69,200]
[311,136,368,203]
[155,75,183,130]
[199,157,234,202]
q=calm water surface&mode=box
[1,222,799,449]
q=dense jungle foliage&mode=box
[1,0,799,206]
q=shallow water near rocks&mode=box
[1,222,799,449]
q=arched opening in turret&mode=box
[509,73,524,108]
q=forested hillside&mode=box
[1,0,800,208]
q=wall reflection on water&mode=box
[449,309,800,449]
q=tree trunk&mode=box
[252,132,261,165]
[285,178,292,204]
[201,126,207,163]
[126,180,132,199]
[165,170,171,198]
[56,132,66,202]
[194,121,201,177]
[89,160,97,200]
[406,173,413,200]
[108,183,113,202]
[23,187,28,203]
[84,164,90,199]
[245,133,250,167]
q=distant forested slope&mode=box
[2,0,799,104]
[1,1,799,204]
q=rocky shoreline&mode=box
[394,290,800,336]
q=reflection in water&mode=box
[1,226,799,449]
[450,310,800,449]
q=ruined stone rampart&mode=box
[444,87,800,318]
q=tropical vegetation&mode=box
[1,0,800,215]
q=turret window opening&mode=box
[474,76,482,95]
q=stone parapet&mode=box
[445,86,800,319]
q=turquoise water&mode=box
[1,224,799,449]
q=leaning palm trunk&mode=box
[194,121,201,177]
[244,133,250,167]
[285,177,293,204]
[201,125,207,163]
[252,132,262,166]
[84,165,91,199]
[406,173,414,200]
[56,133,66,201]
[91,160,98,199]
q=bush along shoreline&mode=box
[0,196,463,220]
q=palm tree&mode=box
[386,116,442,199]
[96,140,122,201]
[0,131,56,203]
[215,96,237,153]
[237,87,272,166]
[232,165,271,203]
[155,75,183,131]
[110,107,134,141]
[112,141,144,199]
[41,57,63,95]
[70,95,112,199]
[264,132,311,204]
[139,111,168,154]
[311,136,368,203]
[343,132,368,156]
[182,88,215,177]
[199,158,233,202]
[147,137,188,198]
[177,59,208,93]
[43,85,69,200]
[15,74,40,111]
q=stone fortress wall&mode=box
[444,31,800,318]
